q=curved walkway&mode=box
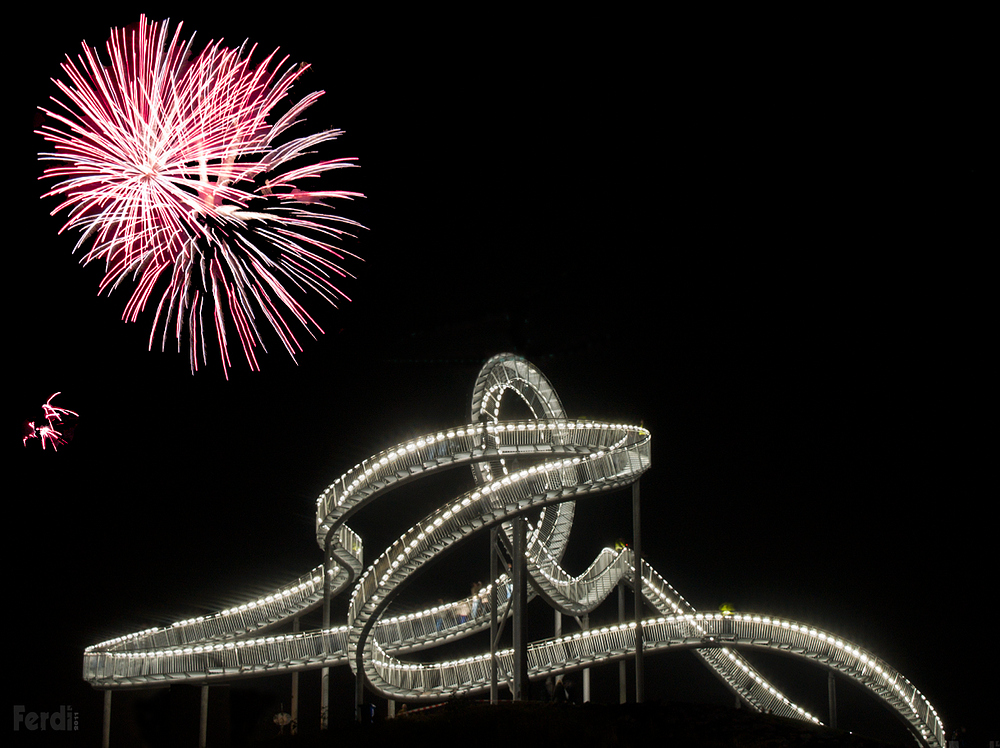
[83,354,944,748]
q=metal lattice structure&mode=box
[84,353,945,747]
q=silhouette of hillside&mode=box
[246,699,915,747]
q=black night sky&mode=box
[10,5,993,746]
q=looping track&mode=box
[84,353,944,747]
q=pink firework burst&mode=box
[37,16,364,376]
[23,392,79,451]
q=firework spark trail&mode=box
[37,16,364,376]
[23,393,79,451]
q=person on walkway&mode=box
[471,582,483,618]
[434,599,445,631]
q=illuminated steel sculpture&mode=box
[84,354,944,746]
[37,16,363,376]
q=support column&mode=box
[321,543,331,730]
[354,648,365,723]
[353,540,368,724]
[619,581,627,704]
[828,671,837,729]
[511,516,528,701]
[291,616,300,735]
[321,667,330,729]
[102,690,111,748]
[199,685,209,748]
[555,608,562,701]
[633,480,644,703]
[490,527,499,704]
[554,609,590,701]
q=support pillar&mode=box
[828,671,838,729]
[291,616,300,735]
[199,685,208,748]
[354,649,365,723]
[102,690,111,748]
[490,527,499,704]
[633,480,644,703]
[321,543,331,730]
[321,667,330,729]
[572,611,591,702]
[619,580,627,704]
[511,516,528,701]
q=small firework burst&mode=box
[23,392,79,451]
[37,16,364,376]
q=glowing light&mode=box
[23,392,78,451]
[37,16,364,376]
